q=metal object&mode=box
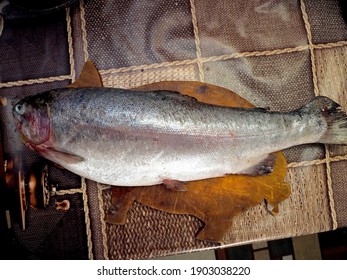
[4,158,27,229]
[4,159,68,230]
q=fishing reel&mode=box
[4,157,70,230]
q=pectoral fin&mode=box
[30,144,85,164]
[45,147,85,164]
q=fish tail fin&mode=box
[300,96,347,144]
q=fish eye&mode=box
[15,103,26,115]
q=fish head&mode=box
[12,95,51,146]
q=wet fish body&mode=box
[12,87,347,186]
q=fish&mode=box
[12,87,347,187]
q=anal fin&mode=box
[162,179,187,192]
[240,154,276,176]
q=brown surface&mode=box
[108,150,289,243]
[0,97,6,106]
[136,81,255,108]
[69,60,103,88]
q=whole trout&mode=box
[12,88,347,186]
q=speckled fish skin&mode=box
[12,87,347,186]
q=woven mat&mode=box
[1,0,347,259]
